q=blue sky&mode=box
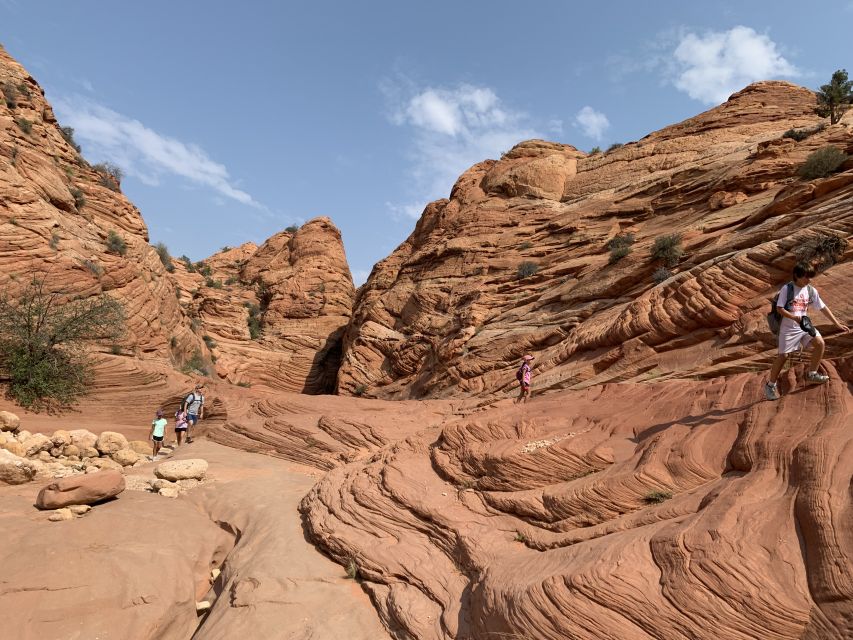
[1,1,850,283]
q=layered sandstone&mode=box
[337,82,853,399]
[170,218,355,392]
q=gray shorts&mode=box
[778,323,820,354]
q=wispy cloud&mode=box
[383,80,539,219]
[573,106,610,140]
[670,26,799,104]
[52,95,262,208]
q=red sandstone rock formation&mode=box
[337,81,853,400]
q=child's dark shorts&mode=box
[152,435,164,442]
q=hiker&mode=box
[765,264,849,401]
[515,355,534,404]
[181,383,205,443]
[174,407,189,446]
[150,408,167,461]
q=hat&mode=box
[156,409,164,417]
[522,354,534,362]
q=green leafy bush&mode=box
[0,277,125,410]
[353,384,367,397]
[70,187,86,210]
[798,146,848,179]
[519,241,532,250]
[2,82,17,109]
[245,302,262,339]
[106,230,127,256]
[517,261,539,280]
[92,162,123,191]
[181,349,207,375]
[606,233,635,264]
[652,267,672,284]
[644,490,673,504]
[651,234,683,267]
[795,232,848,272]
[589,146,602,154]
[154,242,175,272]
[607,142,623,152]
[285,225,299,233]
[60,126,82,153]
[16,117,32,134]
[815,69,852,124]
[81,259,103,277]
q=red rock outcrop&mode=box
[337,82,853,399]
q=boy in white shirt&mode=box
[765,264,849,400]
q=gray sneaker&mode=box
[764,382,780,401]
[806,371,829,385]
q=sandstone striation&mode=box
[337,82,853,399]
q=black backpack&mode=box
[515,364,525,382]
[767,282,814,335]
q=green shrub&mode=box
[197,262,212,277]
[644,490,673,504]
[345,558,358,580]
[607,142,623,152]
[285,225,299,233]
[81,259,103,277]
[651,234,683,267]
[106,230,127,256]
[606,233,635,264]
[16,83,30,98]
[225,276,237,285]
[815,69,852,124]
[181,349,207,375]
[109,344,122,355]
[70,187,86,210]
[795,232,848,272]
[92,162,123,191]
[2,82,17,109]
[0,277,125,410]
[202,335,217,349]
[609,245,631,264]
[59,126,81,153]
[652,267,672,284]
[517,261,539,280]
[245,302,262,339]
[589,146,602,154]
[9,146,18,166]
[181,256,196,273]
[9,217,18,226]
[514,531,528,543]
[169,336,178,348]
[519,241,532,250]
[16,118,32,134]
[154,242,175,272]
[353,384,367,396]
[236,381,252,388]
[782,124,825,142]
[49,232,59,250]
[798,146,848,180]
[220,245,232,252]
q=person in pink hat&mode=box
[514,354,534,404]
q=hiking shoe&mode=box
[764,382,780,401]
[806,371,829,385]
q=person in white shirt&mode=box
[765,264,849,400]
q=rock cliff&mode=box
[337,81,853,399]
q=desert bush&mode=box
[49,232,59,250]
[181,256,196,273]
[345,558,359,580]
[285,225,299,233]
[607,142,623,152]
[606,233,635,264]
[798,146,848,179]
[644,490,673,504]
[782,124,825,142]
[353,384,367,396]
[245,302,262,339]
[109,344,122,355]
[517,261,539,280]
[181,349,207,375]
[256,280,273,311]
[815,69,852,124]
[81,259,103,277]
[196,262,212,277]
[225,276,237,285]
[2,82,17,108]
[202,335,217,349]
[0,277,125,410]
[221,245,232,252]
[651,234,683,267]
[92,162,123,191]
[60,126,82,153]
[106,230,127,256]
[652,267,673,284]
[154,242,175,272]
[236,381,251,388]
[589,146,602,154]
[514,531,528,543]
[519,241,532,250]
[795,232,848,272]
[70,187,86,210]
[16,117,32,134]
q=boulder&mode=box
[0,410,20,432]
[128,440,151,455]
[177,478,202,491]
[22,434,52,457]
[81,446,100,459]
[36,469,125,509]
[111,449,141,467]
[96,431,129,455]
[124,476,153,492]
[15,430,32,442]
[158,487,180,498]
[90,458,123,472]
[50,430,71,447]
[151,478,178,491]
[154,459,208,481]
[63,444,80,458]
[1,440,25,457]
[0,449,35,485]
[69,429,98,450]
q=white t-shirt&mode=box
[777,283,825,327]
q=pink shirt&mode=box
[521,363,531,384]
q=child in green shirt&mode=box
[150,409,167,461]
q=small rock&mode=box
[85,466,100,474]
[111,448,141,467]
[0,410,20,432]
[177,478,201,491]
[15,429,32,442]
[50,430,71,447]
[158,487,180,498]
[155,459,208,481]
[37,450,52,462]
[63,444,80,458]
[68,504,91,516]
[68,429,98,450]
[0,449,35,485]
[81,446,99,459]
[22,434,52,457]
[96,431,129,456]
[210,568,221,582]
[127,440,151,455]
[48,508,74,522]
[90,457,123,471]
[152,478,178,491]
[49,446,64,458]
[195,601,211,613]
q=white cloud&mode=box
[52,95,262,207]
[385,82,539,219]
[574,106,610,140]
[671,26,798,104]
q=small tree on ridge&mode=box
[816,69,853,125]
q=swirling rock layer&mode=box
[338,82,853,399]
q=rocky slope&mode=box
[337,81,853,399]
